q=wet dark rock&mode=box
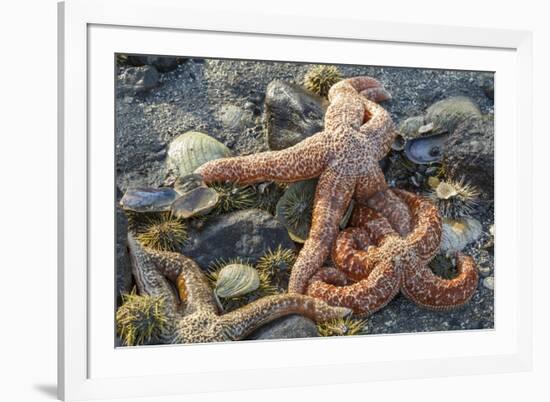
[264,80,328,150]
[182,209,296,269]
[247,314,318,340]
[117,65,159,96]
[444,115,494,196]
[125,55,181,72]
[116,207,133,307]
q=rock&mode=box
[182,209,296,269]
[125,55,181,72]
[440,217,483,254]
[483,276,494,290]
[264,80,328,150]
[478,264,492,277]
[116,207,133,306]
[444,115,494,195]
[218,104,254,131]
[425,96,482,135]
[117,65,159,96]
[247,315,319,340]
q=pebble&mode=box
[478,265,492,277]
[482,276,494,290]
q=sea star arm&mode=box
[354,166,389,202]
[219,294,352,340]
[393,189,441,260]
[331,227,381,281]
[306,260,400,317]
[363,189,413,236]
[287,169,356,294]
[195,133,329,184]
[127,234,182,317]
[400,254,479,311]
[127,234,218,314]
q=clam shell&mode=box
[440,217,482,253]
[404,132,449,164]
[215,264,260,298]
[167,131,231,176]
[120,187,179,212]
[171,186,219,219]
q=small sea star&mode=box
[306,189,479,316]
[195,76,412,293]
[126,234,351,344]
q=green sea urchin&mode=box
[116,291,170,346]
[427,177,480,219]
[209,182,257,215]
[256,246,297,289]
[304,65,342,98]
[317,317,368,337]
[133,212,188,252]
[275,179,316,243]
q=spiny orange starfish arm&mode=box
[401,254,479,311]
[332,227,380,281]
[353,167,389,202]
[195,133,328,185]
[127,234,218,314]
[288,169,356,294]
[307,260,400,317]
[219,294,352,340]
[350,203,403,242]
[393,189,442,261]
[359,189,413,236]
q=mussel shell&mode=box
[171,186,219,219]
[404,132,449,164]
[120,187,179,212]
[167,131,231,176]
[174,173,207,195]
[215,264,260,298]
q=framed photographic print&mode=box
[58,0,533,400]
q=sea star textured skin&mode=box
[195,76,412,294]
[127,234,351,344]
[306,189,479,317]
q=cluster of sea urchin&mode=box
[116,291,170,346]
[303,65,342,98]
[317,317,368,337]
[209,182,257,215]
[427,177,480,219]
[133,212,188,252]
[256,246,297,290]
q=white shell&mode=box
[167,131,231,176]
[215,264,260,298]
[440,217,482,253]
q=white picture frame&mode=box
[58,0,533,400]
